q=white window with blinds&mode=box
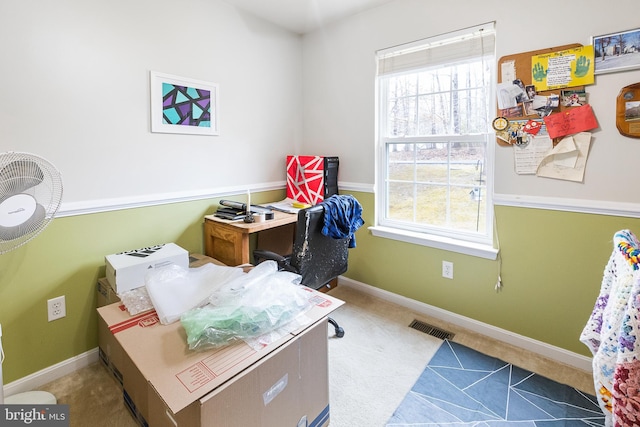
[373,22,498,259]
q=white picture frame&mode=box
[592,28,640,75]
[150,71,219,135]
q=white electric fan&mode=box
[0,151,63,405]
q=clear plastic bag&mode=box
[145,262,244,324]
[180,261,311,350]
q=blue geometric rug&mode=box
[386,340,605,426]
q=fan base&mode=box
[4,390,56,404]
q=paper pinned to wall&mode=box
[543,104,598,139]
[531,45,594,91]
[497,82,523,109]
[514,135,553,174]
[536,132,592,182]
[500,60,516,83]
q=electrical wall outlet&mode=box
[442,261,454,279]
[47,296,66,322]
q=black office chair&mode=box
[254,202,356,338]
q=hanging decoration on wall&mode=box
[592,27,640,75]
[495,43,588,147]
[616,82,640,138]
[530,45,595,91]
[495,43,600,182]
[150,71,219,136]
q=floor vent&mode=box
[409,320,455,340]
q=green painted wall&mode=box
[0,190,283,383]
[345,191,640,356]
[2,188,638,383]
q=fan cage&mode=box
[0,152,63,254]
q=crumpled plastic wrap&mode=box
[145,262,245,324]
[118,286,154,315]
[180,261,312,351]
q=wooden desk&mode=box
[203,211,297,266]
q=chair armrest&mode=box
[253,249,286,263]
[253,249,295,272]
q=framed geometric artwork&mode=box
[150,71,219,135]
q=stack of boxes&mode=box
[98,243,190,425]
[97,245,208,308]
[104,243,190,295]
[96,243,340,427]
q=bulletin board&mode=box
[496,43,584,146]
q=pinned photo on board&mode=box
[562,90,587,107]
[525,85,536,100]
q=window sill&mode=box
[368,226,499,260]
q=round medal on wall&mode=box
[492,117,509,132]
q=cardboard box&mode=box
[97,287,342,427]
[98,254,225,307]
[97,277,120,307]
[97,252,243,425]
[124,388,148,427]
[105,243,189,293]
[97,306,124,387]
[187,253,225,268]
[97,306,158,423]
[148,319,329,427]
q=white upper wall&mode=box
[0,0,302,207]
[301,0,640,205]
[4,0,640,208]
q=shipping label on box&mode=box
[105,243,189,294]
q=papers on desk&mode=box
[262,198,303,214]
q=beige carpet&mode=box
[34,284,594,427]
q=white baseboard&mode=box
[337,276,593,373]
[3,348,99,398]
[3,277,593,396]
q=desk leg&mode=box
[237,233,250,265]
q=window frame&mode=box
[372,23,498,260]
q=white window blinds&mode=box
[377,22,496,77]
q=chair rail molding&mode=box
[493,193,640,218]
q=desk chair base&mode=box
[328,317,344,338]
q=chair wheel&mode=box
[335,327,345,338]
